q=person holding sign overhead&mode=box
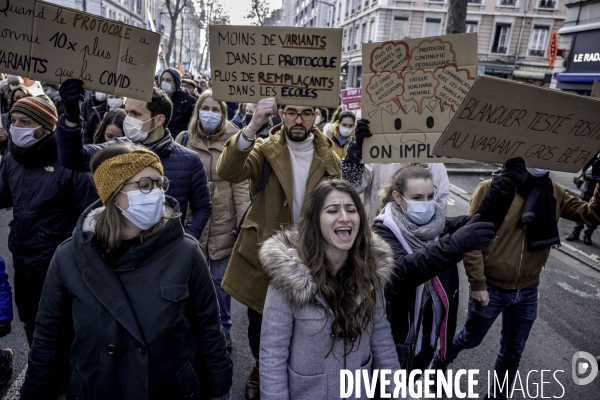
[216,97,340,400]
[435,162,600,399]
[56,79,212,241]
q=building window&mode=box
[467,0,481,3]
[499,0,516,5]
[424,18,442,37]
[101,5,106,16]
[528,25,549,56]
[538,0,555,7]
[491,23,511,53]
[343,29,347,50]
[346,0,350,16]
[466,20,478,33]
[369,19,375,42]
[354,25,360,48]
[391,16,409,40]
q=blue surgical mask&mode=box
[117,188,165,230]
[527,168,549,177]
[199,111,222,132]
[401,195,436,225]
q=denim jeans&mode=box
[445,283,539,399]
[207,257,232,334]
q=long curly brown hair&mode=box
[296,179,384,355]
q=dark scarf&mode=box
[9,134,58,168]
[516,173,560,252]
[142,130,173,158]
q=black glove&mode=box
[0,321,11,338]
[451,214,495,253]
[593,157,600,183]
[499,157,527,186]
[354,118,372,146]
[59,79,85,123]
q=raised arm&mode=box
[184,153,212,239]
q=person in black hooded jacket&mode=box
[160,68,197,138]
[372,159,527,373]
[0,96,97,346]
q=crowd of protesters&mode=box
[0,66,597,400]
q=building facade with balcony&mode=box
[550,0,600,93]
[281,0,568,87]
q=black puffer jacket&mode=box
[168,89,197,138]
[0,134,97,276]
[21,198,233,399]
[373,175,518,363]
[55,116,212,239]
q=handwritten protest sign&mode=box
[432,75,600,172]
[0,0,160,101]
[341,88,361,111]
[209,25,342,108]
[361,33,477,163]
[593,80,600,98]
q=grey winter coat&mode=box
[21,198,233,400]
[258,231,403,400]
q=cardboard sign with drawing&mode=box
[433,75,600,173]
[0,0,160,101]
[209,25,342,108]
[361,33,478,163]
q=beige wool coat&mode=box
[176,120,250,260]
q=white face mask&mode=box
[527,167,549,177]
[117,188,165,230]
[123,115,159,142]
[10,125,41,148]
[339,126,353,137]
[314,115,322,126]
[95,92,106,102]
[44,89,53,96]
[199,110,222,132]
[161,81,174,94]
[8,84,17,91]
[400,195,436,225]
[107,98,122,109]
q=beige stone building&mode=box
[308,0,568,87]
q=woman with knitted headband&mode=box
[21,143,233,400]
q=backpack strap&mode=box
[235,159,272,236]
[181,131,190,147]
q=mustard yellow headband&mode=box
[94,149,164,204]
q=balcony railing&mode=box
[538,0,555,7]
[491,46,507,53]
[529,49,545,56]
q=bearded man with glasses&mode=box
[216,97,341,400]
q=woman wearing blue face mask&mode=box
[21,143,233,399]
[176,91,250,352]
[371,160,528,373]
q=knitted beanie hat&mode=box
[11,96,58,132]
[93,148,164,205]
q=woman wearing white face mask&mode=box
[371,161,528,373]
[323,110,355,158]
[175,91,250,352]
[21,143,233,399]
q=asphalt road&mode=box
[1,171,600,399]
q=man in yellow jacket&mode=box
[432,164,600,399]
[216,97,341,400]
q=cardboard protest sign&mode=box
[361,33,478,163]
[432,75,600,172]
[0,0,160,101]
[209,25,342,108]
[341,88,361,111]
[593,80,600,98]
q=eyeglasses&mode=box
[283,110,314,121]
[123,176,170,193]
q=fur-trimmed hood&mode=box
[259,230,396,307]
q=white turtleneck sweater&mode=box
[287,133,314,223]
